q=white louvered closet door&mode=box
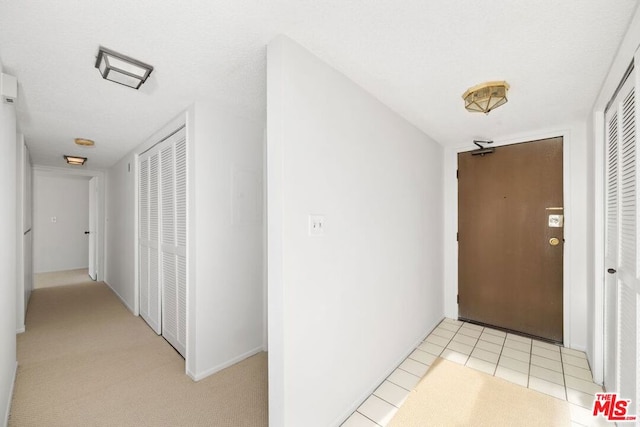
[138,126,187,357]
[159,131,187,357]
[604,69,639,415]
[138,152,162,334]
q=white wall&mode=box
[187,101,265,380]
[443,122,590,351]
[267,36,444,427]
[104,106,265,381]
[103,114,187,314]
[104,155,136,312]
[0,60,18,427]
[33,174,90,275]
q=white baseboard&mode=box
[331,316,443,427]
[3,362,17,427]
[15,326,25,334]
[104,281,135,314]
[188,346,264,382]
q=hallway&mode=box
[9,281,267,426]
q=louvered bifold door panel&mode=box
[604,109,619,392]
[618,87,638,412]
[139,158,150,322]
[138,152,162,335]
[607,112,619,264]
[138,126,187,357]
[158,127,187,357]
[160,143,182,355]
[619,88,637,278]
[149,153,162,334]
[175,137,187,351]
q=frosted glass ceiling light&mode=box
[462,81,510,114]
[64,155,87,166]
[95,46,153,90]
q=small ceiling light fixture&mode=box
[95,46,154,90]
[74,138,95,147]
[462,81,510,114]
[64,155,87,166]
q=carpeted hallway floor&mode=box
[9,281,268,427]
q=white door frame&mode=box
[32,165,106,281]
[88,176,98,280]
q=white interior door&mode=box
[138,153,162,334]
[138,127,187,356]
[604,68,639,415]
[604,92,619,393]
[88,177,98,281]
[159,132,187,356]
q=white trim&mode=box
[15,326,25,334]
[262,127,268,351]
[3,362,17,427]
[104,280,136,314]
[132,156,140,317]
[332,318,441,427]
[187,347,264,382]
[445,129,574,345]
[592,110,606,384]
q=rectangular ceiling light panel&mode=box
[95,47,153,90]
[64,155,87,165]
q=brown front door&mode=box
[458,137,564,342]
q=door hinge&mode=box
[456,232,459,241]
[457,294,460,304]
[456,169,459,179]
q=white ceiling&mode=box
[0,1,637,169]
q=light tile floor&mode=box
[342,318,609,427]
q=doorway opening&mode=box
[31,166,105,289]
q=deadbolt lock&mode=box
[549,237,560,246]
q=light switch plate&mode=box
[309,215,325,236]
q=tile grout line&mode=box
[437,320,463,362]
[492,331,507,379]
[383,319,455,393]
[355,410,383,427]
[461,324,487,373]
[526,338,532,388]
[371,390,403,410]
[559,351,568,401]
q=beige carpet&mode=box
[34,268,91,289]
[389,358,571,427]
[9,281,267,426]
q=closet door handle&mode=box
[607,268,617,274]
[84,231,90,235]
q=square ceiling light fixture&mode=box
[64,155,87,166]
[462,81,510,114]
[95,46,153,89]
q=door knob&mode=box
[549,237,560,246]
[607,268,617,274]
